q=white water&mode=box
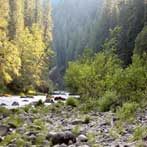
[0,95,46,109]
[0,91,80,109]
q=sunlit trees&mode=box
[0,0,53,93]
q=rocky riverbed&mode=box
[0,102,147,147]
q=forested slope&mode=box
[52,0,147,88]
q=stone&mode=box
[45,99,54,103]
[26,131,39,136]
[72,119,84,125]
[28,134,36,144]
[46,131,76,145]
[78,145,90,147]
[24,142,32,147]
[0,125,9,136]
[22,100,29,102]
[54,97,66,101]
[53,144,68,147]
[8,144,18,147]
[77,134,88,142]
[11,102,19,106]
[0,103,7,106]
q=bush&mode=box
[66,97,79,107]
[98,91,118,112]
[65,52,121,98]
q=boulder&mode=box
[53,144,68,147]
[46,131,76,145]
[54,97,66,101]
[77,134,88,142]
[0,125,9,136]
[0,103,7,106]
[78,145,90,147]
[72,119,84,125]
[22,100,29,102]
[11,102,19,106]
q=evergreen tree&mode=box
[42,0,52,44]
[24,0,35,28]
[8,0,24,39]
[34,0,42,26]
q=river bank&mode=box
[0,101,147,147]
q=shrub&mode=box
[98,90,118,112]
[84,115,91,124]
[5,116,23,127]
[132,125,147,141]
[35,100,44,107]
[66,97,79,107]
[0,107,11,117]
[79,99,99,112]
[116,102,139,122]
[65,52,121,98]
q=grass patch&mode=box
[66,97,79,107]
[72,125,81,137]
[116,102,139,123]
[132,125,147,141]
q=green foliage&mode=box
[72,125,81,137]
[0,107,11,117]
[132,125,147,141]
[66,97,79,107]
[103,26,122,54]
[65,52,121,98]
[135,25,147,55]
[34,119,46,131]
[116,102,139,122]
[84,115,91,124]
[87,132,96,144]
[0,0,53,93]
[98,91,118,112]
[5,115,23,127]
[0,132,20,146]
[35,100,44,107]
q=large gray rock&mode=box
[0,125,9,136]
[46,131,76,145]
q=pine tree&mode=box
[34,0,42,26]
[24,0,35,28]
[42,0,52,44]
[8,0,24,39]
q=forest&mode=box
[0,0,53,93]
[0,0,147,146]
